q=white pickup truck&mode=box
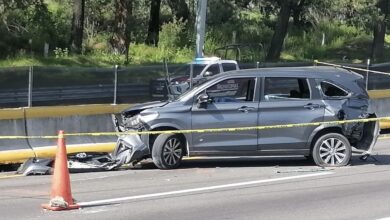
[150,57,239,98]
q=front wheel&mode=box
[152,134,185,169]
[312,133,351,167]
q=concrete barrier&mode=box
[24,104,129,159]
[0,108,35,163]
[368,90,390,129]
[0,104,129,164]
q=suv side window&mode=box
[206,78,256,103]
[204,64,220,76]
[264,77,310,101]
[222,63,237,72]
[320,81,348,97]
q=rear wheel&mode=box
[312,133,351,167]
[152,134,184,169]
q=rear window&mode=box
[222,63,237,72]
[264,77,310,101]
[320,81,348,97]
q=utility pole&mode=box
[195,0,207,58]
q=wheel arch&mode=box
[149,126,189,156]
[308,126,344,152]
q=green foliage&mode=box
[53,47,69,58]
[159,19,188,49]
[283,21,372,61]
[0,0,389,66]
[130,44,192,64]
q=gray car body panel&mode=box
[115,66,378,164]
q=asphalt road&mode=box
[1,139,390,220]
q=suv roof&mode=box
[220,66,363,81]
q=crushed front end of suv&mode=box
[113,66,379,169]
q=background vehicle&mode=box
[213,43,265,63]
[117,66,379,169]
[149,57,239,99]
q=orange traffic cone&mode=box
[41,130,80,211]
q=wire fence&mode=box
[1,61,390,108]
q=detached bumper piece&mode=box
[18,134,149,175]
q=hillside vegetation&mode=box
[0,0,389,67]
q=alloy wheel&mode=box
[319,137,347,165]
[163,138,183,166]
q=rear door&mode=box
[191,77,258,152]
[258,77,324,152]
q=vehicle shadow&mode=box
[350,154,390,166]
[180,157,314,169]
[134,154,390,170]
[133,157,319,170]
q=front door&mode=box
[258,77,324,152]
[191,77,258,152]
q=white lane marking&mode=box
[376,218,390,220]
[78,171,333,207]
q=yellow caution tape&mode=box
[0,116,388,139]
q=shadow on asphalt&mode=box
[3,155,390,174]
[350,154,390,166]
[133,154,390,170]
[180,157,313,169]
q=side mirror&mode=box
[204,71,213,77]
[197,94,210,108]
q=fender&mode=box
[147,122,192,156]
[307,124,343,148]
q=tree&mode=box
[371,0,389,60]
[69,0,85,54]
[145,0,161,46]
[292,0,307,27]
[0,0,37,30]
[111,0,133,63]
[266,0,298,61]
[167,0,189,22]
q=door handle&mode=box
[238,106,255,113]
[304,103,321,110]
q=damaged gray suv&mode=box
[114,66,379,169]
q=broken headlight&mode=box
[123,114,141,128]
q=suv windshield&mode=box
[173,75,218,101]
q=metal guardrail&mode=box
[1,62,390,108]
[0,83,149,106]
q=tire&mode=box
[152,134,185,169]
[312,133,351,167]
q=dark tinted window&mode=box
[206,78,256,103]
[204,64,220,76]
[264,77,310,101]
[321,81,348,97]
[222,63,237,72]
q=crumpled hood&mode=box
[122,101,168,116]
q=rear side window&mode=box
[222,63,237,72]
[264,77,310,101]
[320,81,348,97]
[207,78,256,103]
